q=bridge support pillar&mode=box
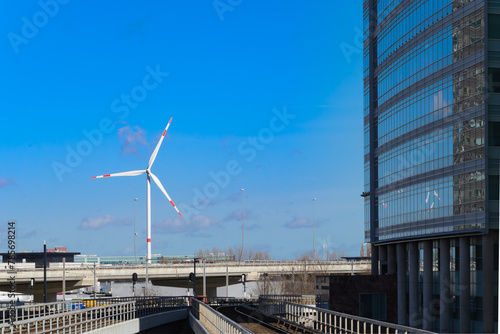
[408,242,419,328]
[371,245,379,275]
[459,236,470,333]
[397,242,408,325]
[422,240,433,331]
[439,238,450,333]
[387,244,396,275]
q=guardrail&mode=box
[41,259,372,269]
[258,297,437,334]
[0,296,189,324]
[261,295,316,305]
[204,297,258,306]
[0,301,135,334]
[0,296,189,333]
[191,298,253,334]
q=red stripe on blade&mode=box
[90,177,96,179]
[147,238,151,242]
[170,200,175,207]
[162,130,166,136]
[103,174,110,177]
[178,212,183,218]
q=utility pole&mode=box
[43,241,47,304]
[226,264,229,299]
[145,255,149,296]
[134,198,138,263]
[62,258,66,302]
[93,262,97,301]
[203,257,206,298]
[193,258,199,298]
[313,198,317,260]
[240,188,245,262]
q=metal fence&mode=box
[191,298,253,334]
[258,297,437,334]
[0,301,135,334]
[260,294,316,305]
[0,296,189,334]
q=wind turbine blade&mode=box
[150,172,183,218]
[148,118,172,169]
[90,170,146,179]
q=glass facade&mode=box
[364,0,499,332]
[364,0,487,243]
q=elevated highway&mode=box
[0,260,370,301]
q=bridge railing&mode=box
[191,298,253,334]
[135,296,189,317]
[65,259,371,268]
[0,296,189,326]
[0,301,135,334]
[261,295,316,305]
[258,297,437,334]
[0,299,95,324]
[204,297,258,306]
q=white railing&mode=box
[0,300,94,325]
[0,301,135,334]
[46,259,371,268]
[0,296,189,333]
[259,296,437,334]
[191,298,253,334]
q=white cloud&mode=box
[153,214,220,234]
[284,217,311,229]
[224,209,258,222]
[80,215,130,230]
[117,124,149,156]
[0,178,15,187]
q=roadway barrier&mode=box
[260,294,316,305]
[191,298,253,334]
[258,296,437,334]
[0,297,189,334]
[0,301,135,334]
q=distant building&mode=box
[364,0,498,332]
[74,254,162,265]
[0,251,80,268]
[47,246,67,253]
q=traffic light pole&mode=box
[193,258,197,298]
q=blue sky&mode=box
[0,0,364,259]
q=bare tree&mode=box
[250,274,284,296]
[360,243,365,257]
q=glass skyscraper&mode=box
[364,0,499,332]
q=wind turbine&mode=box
[91,118,182,263]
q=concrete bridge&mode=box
[0,260,370,301]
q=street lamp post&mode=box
[134,198,138,264]
[193,258,200,298]
[240,188,245,262]
[145,254,149,296]
[313,198,317,261]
